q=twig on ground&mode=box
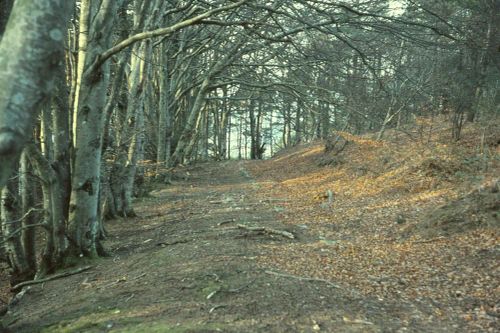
[157,238,191,247]
[8,286,31,308]
[237,224,295,239]
[343,317,374,325]
[206,273,221,282]
[207,289,220,300]
[132,273,147,280]
[100,276,127,289]
[227,279,256,293]
[209,304,227,313]
[412,236,446,244]
[207,279,256,300]
[262,198,289,202]
[265,270,340,288]
[217,218,235,226]
[12,266,93,292]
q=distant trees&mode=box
[0,0,498,285]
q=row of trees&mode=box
[0,0,498,284]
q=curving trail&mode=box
[5,161,462,333]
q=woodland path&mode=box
[5,161,464,332]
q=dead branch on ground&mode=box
[237,224,295,239]
[157,238,191,246]
[217,218,235,226]
[12,266,93,292]
[207,279,256,300]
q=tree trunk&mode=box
[218,87,230,160]
[20,152,37,274]
[238,115,243,160]
[1,172,32,285]
[25,144,67,275]
[250,99,257,159]
[320,102,330,140]
[269,109,274,156]
[68,0,124,257]
[52,73,72,225]
[171,78,211,164]
[295,101,302,144]
[156,41,172,175]
[0,0,14,40]
[0,0,74,189]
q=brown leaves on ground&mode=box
[246,117,500,332]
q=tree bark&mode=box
[25,144,67,275]
[1,171,33,285]
[0,0,74,189]
[0,0,14,40]
[68,0,124,257]
[19,152,37,274]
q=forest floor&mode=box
[1,117,499,332]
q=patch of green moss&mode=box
[198,280,224,300]
[62,254,108,268]
[40,308,124,333]
[42,309,229,333]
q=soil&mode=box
[416,179,499,237]
[1,119,499,333]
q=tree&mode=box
[0,0,74,189]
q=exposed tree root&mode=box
[11,265,93,292]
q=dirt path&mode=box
[4,161,465,332]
